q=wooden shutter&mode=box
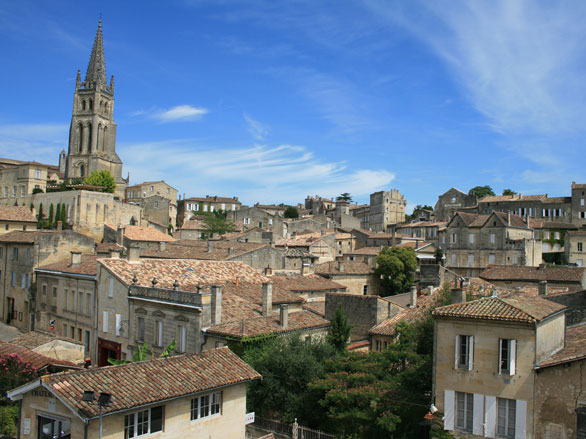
[103,311,109,333]
[510,340,517,376]
[498,339,503,374]
[444,390,455,431]
[473,393,484,436]
[515,399,527,439]
[454,335,459,369]
[485,395,496,438]
[468,336,474,371]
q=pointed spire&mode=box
[84,19,107,89]
[75,70,81,90]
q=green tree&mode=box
[48,203,54,226]
[83,170,117,193]
[283,206,299,219]
[55,203,61,224]
[468,185,495,199]
[336,193,352,202]
[0,354,38,436]
[37,203,47,229]
[61,203,67,225]
[108,340,176,365]
[32,187,43,194]
[375,246,417,296]
[202,215,237,238]
[406,204,434,221]
[434,247,444,264]
[327,305,353,353]
[502,188,517,196]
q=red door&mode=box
[97,338,121,367]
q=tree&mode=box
[284,206,299,219]
[108,340,176,365]
[0,354,37,436]
[375,246,417,296]
[60,203,67,225]
[202,215,237,237]
[434,247,444,264]
[336,193,352,202]
[48,203,54,226]
[37,203,47,229]
[32,187,43,194]
[83,170,117,193]
[327,305,353,353]
[468,185,495,199]
[502,188,517,196]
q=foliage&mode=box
[36,202,48,229]
[284,206,299,219]
[502,188,517,196]
[468,185,495,199]
[0,404,19,436]
[243,335,336,423]
[83,170,117,193]
[434,247,444,264]
[0,353,37,399]
[48,203,54,226]
[327,305,353,353]
[108,340,176,365]
[32,187,43,194]
[375,246,418,296]
[336,193,353,202]
[406,204,434,221]
[202,215,237,238]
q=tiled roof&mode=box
[432,295,566,323]
[0,341,78,371]
[0,206,36,223]
[178,219,206,230]
[140,240,267,261]
[303,301,326,317]
[567,230,586,237]
[314,261,373,275]
[100,258,269,290]
[206,311,330,338]
[480,265,585,283]
[529,220,578,230]
[0,230,46,243]
[370,292,437,336]
[11,330,84,350]
[39,348,260,418]
[452,212,529,229]
[479,194,547,203]
[271,274,346,292]
[542,196,571,204]
[114,225,176,242]
[95,243,125,254]
[572,183,586,190]
[538,324,586,368]
[345,246,382,256]
[37,254,101,276]
[184,196,240,204]
[335,232,352,239]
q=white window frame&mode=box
[488,253,496,265]
[116,314,122,336]
[124,405,164,438]
[468,234,474,244]
[498,339,516,375]
[455,391,473,432]
[496,398,516,438]
[177,325,187,353]
[155,320,163,347]
[190,392,222,421]
[455,335,473,370]
[490,233,495,244]
[108,277,114,297]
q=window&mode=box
[543,242,551,252]
[488,253,496,265]
[108,277,114,297]
[177,325,187,353]
[554,231,560,240]
[191,392,222,421]
[499,339,516,375]
[137,317,145,341]
[78,292,84,313]
[490,233,495,244]
[35,169,41,179]
[21,273,26,289]
[11,247,18,260]
[497,398,516,438]
[468,234,474,244]
[37,416,71,439]
[363,285,369,295]
[244,217,250,225]
[103,311,109,333]
[543,231,550,239]
[578,242,584,252]
[451,254,457,266]
[124,406,163,438]
[150,185,154,192]
[20,186,25,197]
[155,320,163,346]
[467,253,474,267]
[154,200,158,208]
[513,254,519,265]
[455,392,473,432]
[116,314,122,336]
[582,199,585,206]
[451,233,457,244]
[10,272,15,287]
[455,335,473,370]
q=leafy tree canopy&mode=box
[284,206,299,219]
[502,188,517,196]
[406,204,434,221]
[83,170,117,193]
[375,246,417,296]
[336,192,353,202]
[327,305,353,353]
[202,215,237,237]
[468,185,495,199]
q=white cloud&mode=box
[244,113,269,141]
[120,140,394,204]
[152,105,209,122]
[0,123,68,164]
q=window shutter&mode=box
[473,393,484,436]
[510,340,517,376]
[468,336,474,371]
[115,314,122,336]
[498,339,503,375]
[103,311,109,333]
[515,400,527,439]
[454,335,459,368]
[485,395,496,438]
[444,390,454,431]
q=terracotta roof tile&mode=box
[95,243,125,254]
[11,330,84,350]
[184,196,240,204]
[37,254,101,276]
[0,230,47,243]
[107,225,176,242]
[0,341,78,371]
[178,219,206,230]
[345,246,381,256]
[270,274,346,292]
[314,261,373,275]
[303,302,326,317]
[370,292,438,336]
[140,241,267,261]
[480,265,585,283]
[39,347,260,418]
[0,206,36,223]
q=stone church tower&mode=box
[64,20,127,195]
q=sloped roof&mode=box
[432,295,565,323]
[11,330,84,350]
[140,241,267,261]
[537,324,586,368]
[113,225,175,243]
[0,230,47,243]
[35,348,260,418]
[95,243,125,254]
[0,341,78,371]
[314,261,373,275]
[480,265,585,283]
[0,206,36,223]
[370,292,437,337]
[345,246,382,256]
[184,196,240,204]
[178,219,206,230]
[271,273,346,292]
[37,254,101,276]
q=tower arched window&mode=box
[80,164,85,178]
[89,99,93,110]
[87,123,92,151]
[77,124,83,152]
[82,100,86,110]
[102,126,108,151]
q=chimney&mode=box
[507,212,511,225]
[262,282,273,316]
[159,241,166,251]
[539,280,548,296]
[409,285,417,307]
[264,266,273,276]
[228,247,234,257]
[109,249,121,259]
[451,288,466,304]
[279,304,289,327]
[211,285,223,324]
[127,245,140,263]
[117,226,125,246]
[338,261,345,272]
[70,251,82,266]
[207,241,213,252]
[56,221,62,231]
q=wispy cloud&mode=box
[120,140,394,204]
[244,113,269,141]
[146,105,209,123]
[0,123,68,164]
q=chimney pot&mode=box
[109,249,121,259]
[70,251,82,266]
[539,280,548,296]
[338,261,344,272]
[211,285,223,324]
[159,241,166,251]
[280,304,289,327]
[127,246,140,262]
[264,266,273,276]
[56,221,63,231]
[207,241,213,252]
[262,282,273,316]
[451,288,466,304]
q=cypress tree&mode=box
[37,203,45,228]
[48,204,54,227]
[61,204,67,225]
[55,203,61,224]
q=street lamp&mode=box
[83,391,112,439]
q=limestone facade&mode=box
[435,188,478,221]
[566,230,586,266]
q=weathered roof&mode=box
[37,348,260,418]
[432,295,566,323]
[140,241,267,261]
[303,301,326,317]
[184,196,240,204]
[370,292,437,337]
[0,206,37,223]
[111,225,175,243]
[37,255,101,276]
[10,330,84,350]
[0,341,78,371]
[178,219,206,230]
[314,261,373,275]
[538,324,586,369]
[479,194,547,203]
[95,242,125,254]
[345,246,382,256]
[480,265,585,283]
[0,230,47,243]
[271,273,346,292]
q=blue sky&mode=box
[1,1,585,211]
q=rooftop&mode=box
[271,273,346,292]
[10,330,84,350]
[480,265,585,283]
[0,206,37,223]
[314,261,373,276]
[140,240,267,261]
[0,341,78,371]
[36,254,101,276]
[110,225,176,243]
[538,324,586,369]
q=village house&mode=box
[8,347,260,439]
[343,246,381,267]
[353,189,407,232]
[304,195,336,215]
[175,218,207,240]
[274,231,336,263]
[103,224,176,249]
[565,229,586,266]
[351,229,416,249]
[125,180,178,230]
[314,260,379,296]
[0,160,61,205]
[394,220,447,247]
[434,188,477,221]
[479,265,586,292]
[178,195,241,226]
[0,205,37,234]
[228,205,285,237]
[270,272,347,302]
[0,230,95,331]
[0,340,80,374]
[10,329,86,366]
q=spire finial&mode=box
[84,19,107,89]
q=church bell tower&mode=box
[64,20,126,194]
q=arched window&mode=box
[80,164,85,178]
[102,126,108,151]
[82,100,86,110]
[87,123,92,151]
[89,99,93,110]
[77,123,83,152]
